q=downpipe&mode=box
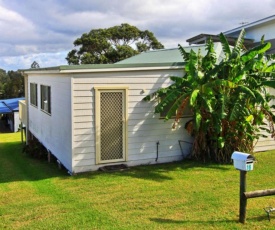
[156,141,160,162]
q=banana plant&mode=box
[145,29,275,163]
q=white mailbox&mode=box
[231,151,254,171]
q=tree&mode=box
[0,70,24,99]
[145,29,275,163]
[66,23,164,65]
[0,69,6,98]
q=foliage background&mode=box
[66,23,164,65]
[0,69,24,99]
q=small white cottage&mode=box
[21,43,227,174]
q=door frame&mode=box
[94,86,128,164]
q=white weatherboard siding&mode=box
[28,74,73,172]
[72,69,193,173]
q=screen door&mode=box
[95,88,128,164]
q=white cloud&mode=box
[0,0,274,70]
[0,51,67,70]
[0,5,37,42]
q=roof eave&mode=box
[22,62,185,74]
[60,64,184,73]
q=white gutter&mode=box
[59,65,184,74]
[23,65,184,75]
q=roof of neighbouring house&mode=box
[224,15,275,35]
[186,34,254,46]
[185,15,275,48]
[0,97,25,114]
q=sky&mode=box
[0,0,274,71]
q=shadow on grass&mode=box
[74,159,232,182]
[150,216,270,224]
[150,217,236,224]
[0,134,232,184]
[247,214,274,222]
[0,141,68,184]
[149,214,272,226]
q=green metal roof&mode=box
[116,43,224,64]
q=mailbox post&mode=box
[231,152,254,223]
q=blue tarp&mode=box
[0,97,25,114]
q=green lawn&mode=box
[0,132,274,229]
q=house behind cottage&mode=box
[187,15,275,54]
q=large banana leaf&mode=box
[261,80,275,88]
[252,89,266,104]
[203,79,236,90]
[236,85,256,99]
[264,63,275,72]
[190,89,200,106]
[241,42,271,62]
[166,93,190,120]
[219,33,231,57]
[155,89,182,113]
[195,111,202,130]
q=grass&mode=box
[0,132,275,229]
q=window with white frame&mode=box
[40,85,51,114]
[30,83,38,107]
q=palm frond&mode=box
[202,38,216,71]
[232,29,245,55]
[178,44,189,61]
[219,32,231,57]
[229,99,248,121]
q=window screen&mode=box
[41,85,51,114]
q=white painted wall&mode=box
[28,74,73,172]
[72,69,193,173]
